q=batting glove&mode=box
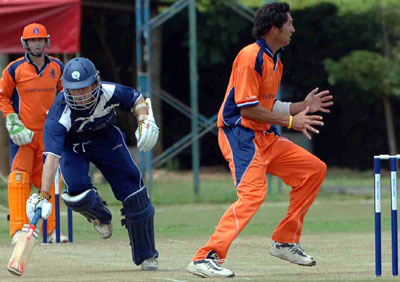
[26,193,52,221]
[5,113,34,146]
[135,98,159,152]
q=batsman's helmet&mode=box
[21,23,50,49]
[62,57,101,111]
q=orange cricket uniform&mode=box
[192,38,327,261]
[0,53,63,236]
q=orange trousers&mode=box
[192,127,326,261]
[8,130,57,237]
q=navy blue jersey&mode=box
[44,82,142,157]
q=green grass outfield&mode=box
[0,168,397,281]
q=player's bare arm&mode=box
[241,104,291,126]
[40,154,60,193]
[290,87,333,114]
[241,104,324,139]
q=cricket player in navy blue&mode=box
[25,57,160,270]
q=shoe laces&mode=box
[207,252,226,266]
[290,243,308,256]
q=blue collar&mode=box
[256,37,282,66]
[24,53,51,75]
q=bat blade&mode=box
[7,208,41,276]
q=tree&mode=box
[323,2,400,156]
[324,48,400,155]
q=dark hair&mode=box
[252,2,290,39]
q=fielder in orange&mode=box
[187,2,333,278]
[0,23,67,243]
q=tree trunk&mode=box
[378,0,391,57]
[0,54,10,180]
[382,95,397,155]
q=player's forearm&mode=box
[241,104,291,127]
[289,101,307,115]
[41,154,60,193]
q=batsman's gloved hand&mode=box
[5,113,34,146]
[26,193,52,221]
[135,98,159,152]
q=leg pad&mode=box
[8,171,31,236]
[61,188,112,224]
[121,188,158,265]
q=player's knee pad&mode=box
[61,188,112,224]
[121,188,158,265]
[9,170,30,189]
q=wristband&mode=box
[287,115,293,129]
[132,101,147,112]
[39,191,51,200]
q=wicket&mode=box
[42,169,73,243]
[374,154,398,276]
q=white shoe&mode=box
[92,220,112,239]
[269,241,316,266]
[187,251,235,278]
[48,230,69,243]
[11,230,22,245]
[141,257,159,270]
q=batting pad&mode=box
[61,188,112,224]
[121,188,158,265]
[8,171,31,236]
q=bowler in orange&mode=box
[187,2,333,278]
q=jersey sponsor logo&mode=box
[71,71,80,80]
[51,69,56,78]
[103,103,119,114]
[25,88,55,93]
[260,93,274,100]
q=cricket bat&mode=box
[7,208,41,276]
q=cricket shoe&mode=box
[187,250,235,278]
[141,257,159,270]
[269,241,316,266]
[48,230,68,243]
[92,220,112,239]
[11,230,22,245]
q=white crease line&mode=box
[0,204,9,212]
[162,278,187,282]
[168,240,186,243]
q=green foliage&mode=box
[324,48,400,99]
[240,0,400,13]
[196,1,253,65]
[324,51,386,94]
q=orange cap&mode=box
[21,23,49,40]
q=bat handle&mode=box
[30,208,42,226]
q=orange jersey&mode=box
[218,38,283,131]
[0,54,63,131]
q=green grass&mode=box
[0,168,395,281]
[0,167,385,241]
[0,167,387,208]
